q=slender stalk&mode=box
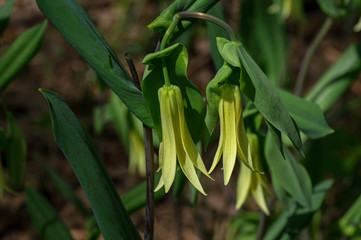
[177,11,238,42]
[143,125,154,240]
[294,17,333,96]
[256,211,267,240]
[160,15,180,87]
[125,53,155,240]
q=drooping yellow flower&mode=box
[154,85,210,195]
[236,133,270,215]
[208,84,254,185]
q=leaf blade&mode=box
[36,0,152,127]
[40,89,141,240]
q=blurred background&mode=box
[0,0,361,239]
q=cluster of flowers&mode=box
[156,83,270,214]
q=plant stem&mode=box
[125,53,155,240]
[143,125,155,240]
[177,11,238,42]
[294,17,333,96]
[160,15,180,87]
[256,211,267,240]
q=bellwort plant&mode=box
[34,0,341,239]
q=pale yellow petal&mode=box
[177,148,207,196]
[154,175,164,192]
[236,163,252,209]
[159,87,177,193]
[234,86,254,171]
[172,86,209,176]
[208,99,225,174]
[223,92,237,185]
[251,173,270,215]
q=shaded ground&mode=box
[0,0,361,240]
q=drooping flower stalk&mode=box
[208,84,254,185]
[236,133,270,215]
[155,85,210,195]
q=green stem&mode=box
[177,11,238,42]
[161,15,180,86]
[294,17,333,96]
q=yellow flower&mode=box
[128,130,146,176]
[208,84,254,185]
[236,133,270,215]
[154,85,210,195]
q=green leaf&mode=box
[148,0,219,42]
[5,109,26,189]
[0,0,15,35]
[278,89,333,139]
[26,186,74,240]
[0,21,47,93]
[263,180,333,240]
[36,0,152,127]
[217,37,303,155]
[40,161,91,216]
[142,43,204,141]
[305,38,361,112]
[40,89,141,240]
[339,193,361,236]
[206,3,229,71]
[265,133,312,209]
[121,171,165,213]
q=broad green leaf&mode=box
[26,186,73,240]
[5,109,26,189]
[265,133,312,209]
[207,3,229,71]
[240,0,288,86]
[278,89,333,139]
[148,0,219,42]
[142,43,204,141]
[36,0,152,127]
[41,161,91,216]
[217,37,303,155]
[40,89,141,240]
[339,193,361,236]
[0,0,15,35]
[263,180,333,240]
[305,39,361,112]
[0,21,47,93]
[121,171,165,213]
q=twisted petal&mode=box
[223,91,237,185]
[173,87,209,177]
[158,88,177,193]
[236,163,252,209]
[251,174,270,215]
[234,85,254,170]
[208,99,225,174]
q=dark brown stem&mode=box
[125,53,155,240]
